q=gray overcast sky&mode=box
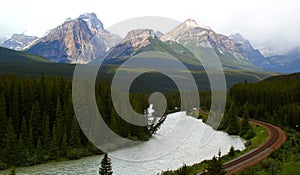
[1,0,300,50]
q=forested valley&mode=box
[229,73,300,175]
[0,73,211,170]
[0,74,153,169]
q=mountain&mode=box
[0,34,38,50]
[160,19,256,70]
[0,36,8,44]
[103,28,203,68]
[229,33,266,66]
[229,33,300,73]
[263,50,300,73]
[26,13,121,64]
[104,29,157,62]
[160,19,245,60]
[104,19,257,70]
[286,45,300,60]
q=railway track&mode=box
[224,120,286,174]
[197,119,286,175]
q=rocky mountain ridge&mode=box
[26,13,121,63]
[0,34,38,51]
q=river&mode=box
[0,112,245,175]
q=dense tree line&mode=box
[229,74,300,175]
[0,74,175,169]
[218,101,255,140]
[229,77,300,130]
[0,74,98,169]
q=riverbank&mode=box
[0,112,245,175]
[160,121,269,174]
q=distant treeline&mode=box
[229,77,300,130]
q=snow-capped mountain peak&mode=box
[0,34,38,51]
[78,13,104,32]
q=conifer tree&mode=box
[30,100,42,145]
[99,153,113,175]
[205,150,225,175]
[228,146,235,157]
[3,118,19,165]
[240,105,255,139]
[50,123,58,157]
[0,93,7,147]
[226,102,240,135]
[60,133,68,156]
[68,117,81,148]
[55,97,64,147]
[42,115,51,149]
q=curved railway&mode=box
[198,119,287,175]
[224,119,286,174]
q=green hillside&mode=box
[0,47,75,76]
[0,46,273,91]
[263,72,300,82]
[0,46,51,62]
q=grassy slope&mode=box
[0,46,51,62]
[0,47,75,76]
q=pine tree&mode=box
[42,115,51,149]
[3,118,19,166]
[27,127,34,151]
[228,146,235,157]
[18,116,29,163]
[0,93,7,147]
[68,117,81,148]
[35,137,43,161]
[240,105,256,139]
[10,81,20,135]
[55,97,64,147]
[20,117,28,141]
[30,100,42,146]
[99,153,113,175]
[8,167,16,175]
[60,133,68,156]
[226,102,240,135]
[240,106,251,137]
[50,123,58,157]
[205,150,225,175]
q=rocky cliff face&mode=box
[102,20,258,70]
[26,13,121,64]
[160,19,246,61]
[104,29,157,61]
[229,33,266,65]
[0,34,38,50]
[230,33,300,73]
